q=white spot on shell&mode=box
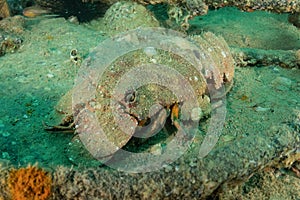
[150,58,157,64]
[221,51,227,57]
[144,46,157,57]
[189,76,198,82]
[191,107,203,121]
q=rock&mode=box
[100,1,160,35]
[288,13,300,28]
[271,76,292,91]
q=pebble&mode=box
[163,164,173,172]
[150,143,162,155]
[44,87,51,91]
[47,73,54,78]
[222,135,236,142]
[189,160,197,167]
[272,67,280,73]
[254,106,270,112]
[2,152,10,159]
[1,131,10,137]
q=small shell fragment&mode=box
[254,106,270,112]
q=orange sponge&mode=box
[8,165,52,200]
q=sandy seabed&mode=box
[0,6,299,199]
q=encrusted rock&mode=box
[101,1,160,35]
[0,15,25,34]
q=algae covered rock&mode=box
[100,1,160,35]
[0,15,24,56]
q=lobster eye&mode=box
[125,90,136,103]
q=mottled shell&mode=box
[73,46,209,163]
[56,28,234,164]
